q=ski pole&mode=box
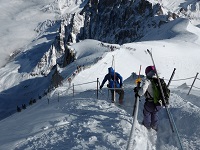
[166,68,184,150]
[132,65,141,116]
[112,55,116,102]
[126,94,140,150]
[126,65,141,150]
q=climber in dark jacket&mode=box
[100,67,124,104]
[134,66,162,131]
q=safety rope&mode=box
[165,76,195,81]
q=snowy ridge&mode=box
[0,0,200,150]
[1,61,200,149]
[0,96,132,150]
[1,35,200,149]
[41,0,85,16]
[150,0,200,26]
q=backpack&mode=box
[150,78,170,106]
[108,73,121,88]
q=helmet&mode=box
[145,66,155,75]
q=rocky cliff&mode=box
[64,0,169,45]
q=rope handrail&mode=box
[56,88,74,95]
[50,73,200,102]
[107,87,124,90]
[192,86,200,90]
[196,77,200,80]
[164,76,195,81]
[98,81,101,86]
[73,81,96,86]
[167,84,200,90]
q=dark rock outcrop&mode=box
[64,0,168,45]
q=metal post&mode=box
[58,92,59,102]
[167,68,176,87]
[107,89,110,101]
[112,55,116,102]
[73,83,74,97]
[188,72,199,95]
[97,78,99,99]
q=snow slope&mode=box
[0,0,200,150]
[149,0,200,26]
[1,26,200,149]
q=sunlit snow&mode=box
[0,0,200,150]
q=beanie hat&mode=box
[145,66,155,75]
[145,66,155,76]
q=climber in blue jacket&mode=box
[100,67,124,104]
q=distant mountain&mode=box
[63,0,173,44]
[31,0,200,81]
[19,0,200,77]
[150,0,200,26]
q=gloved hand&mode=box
[134,87,140,93]
[135,92,140,98]
[100,85,103,89]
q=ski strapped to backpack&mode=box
[147,49,183,150]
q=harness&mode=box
[144,91,160,112]
[145,89,163,107]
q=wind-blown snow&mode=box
[0,0,200,150]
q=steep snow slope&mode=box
[0,0,200,150]
[1,7,200,120]
[1,15,200,148]
[0,37,200,149]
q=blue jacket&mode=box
[100,67,123,88]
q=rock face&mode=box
[31,0,173,76]
[64,0,168,45]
